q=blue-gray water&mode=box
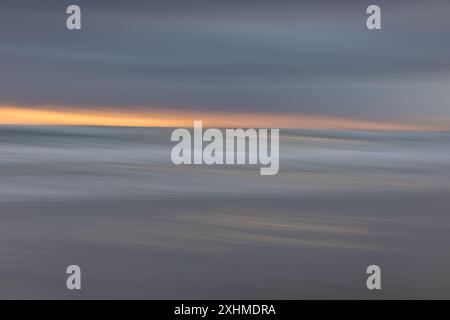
[1,126,450,299]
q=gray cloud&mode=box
[1,0,450,122]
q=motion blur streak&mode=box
[0,106,447,131]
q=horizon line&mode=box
[0,106,448,132]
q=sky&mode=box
[0,0,450,129]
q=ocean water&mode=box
[1,126,450,299]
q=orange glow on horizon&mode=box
[0,105,447,132]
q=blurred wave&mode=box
[1,126,450,201]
